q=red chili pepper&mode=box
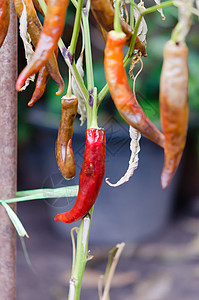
[54,128,106,223]
[16,0,68,91]
[104,31,165,148]
[91,0,146,54]
[160,41,189,189]
[0,0,10,48]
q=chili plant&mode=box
[0,0,198,299]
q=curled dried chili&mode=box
[54,128,106,223]
[160,40,189,189]
[16,0,68,91]
[0,0,10,48]
[55,94,78,179]
[104,30,165,148]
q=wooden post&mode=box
[0,0,18,299]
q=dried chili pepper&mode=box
[14,0,64,96]
[160,40,189,189]
[16,0,68,91]
[91,0,146,55]
[104,31,165,148]
[28,65,50,106]
[0,0,10,48]
[55,94,78,179]
[32,0,47,16]
[54,128,106,223]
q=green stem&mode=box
[38,0,90,109]
[114,0,122,32]
[68,207,94,300]
[69,0,84,56]
[90,87,98,128]
[81,0,95,128]
[130,0,135,29]
[82,1,94,90]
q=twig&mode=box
[102,243,125,300]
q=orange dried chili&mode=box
[160,40,189,189]
[104,31,165,148]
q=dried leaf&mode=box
[106,126,141,187]
[154,0,166,20]
[134,3,148,44]
[72,53,87,126]
[19,0,35,90]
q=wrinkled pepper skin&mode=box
[160,41,189,189]
[32,0,47,16]
[28,65,50,106]
[0,0,10,48]
[91,0,146,55]
[14,0,64,95]
[54,128,106,223]
[55,95,78,179]
[104,31,165,148]
[16,0,68,91]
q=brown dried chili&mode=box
[16,0,68,91]
[104,31,165,148]
[54,128,106,223]
[91,0,146,55]
[14,0,64,96]
[32,0,47,16]
[0,0,10,48]
[159,40,189,189]
[55,94,78,179]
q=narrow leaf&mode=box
[1,202,29,238]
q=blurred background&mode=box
[16,1,199,299]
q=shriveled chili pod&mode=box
[28,65,50,106]
[16,0,69,91]
[91,0,146,55]
[160,40,189,189]
[54,128,106,223]
[104,31,165,148]
[32,0,47,16]
[55,94,78,179]
[0,0,10,48]
[14,0,64,95]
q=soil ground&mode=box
[17,200,199,300]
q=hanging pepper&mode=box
[14,0,64,96]
[54,128,106,223]
[28,65,50,106]
[104,30,165,148]
[55,94,78,179]
[91,0,146,55]
[160,40,189,189]
[16,0,68,91]
[28,46,60,106]
[32,0,47,16]
[0,0,10,48]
